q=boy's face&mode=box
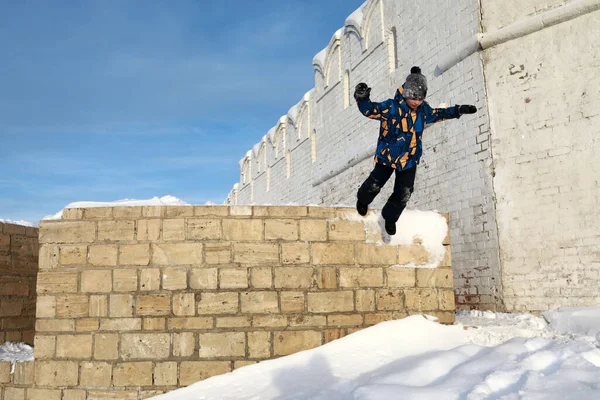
[406,98,423,110]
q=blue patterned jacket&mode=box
[357,86,461,170]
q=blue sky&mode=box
[0,0,365,223]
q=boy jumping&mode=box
[354,66,477,235]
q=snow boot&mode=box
[385,220,396,235]
[356,200,368,216]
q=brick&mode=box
[36,319,74,332]
[219,267,248,289]
[216,316,252,328]
[62,389,87,400]
[194,205,230,217]
[39,244,60,269]
[26,389,61,400]
[154,362,178,386]
[89,295,108,317]
[136,295,171,316]
[417,267,454,288]
[441,246,452,267]
[241,292,279,314]
[274,267,314,289]
[187,219,222,240]
[137,219,161,241]
[83,207,113,219]
[76,318,100,332]
[172,332,195,358]
[113,269,138,291]
[223,219,263,241]
[328,220,365,241]
[0,362,10,383]
[299,219,327,241]
[97,220,135,241]
[4,388,25,399]
[317,267,337,289]
[198,292,238,315]
[152,243,203,266]
[387,267,417,287]
[233,243,279,264]
[199,332,245,357]
[88,245,118,266]
[327,314,363,327]
[56,334,93,358]
[234,360,256,369]
[56,295,89,318]
[143,318,166,331]
[164,206,194,218]
[81,270,112,293]
[179,361,231,386]
[140,268,161,291]
[0,299,23,317]
[397,245,429,265]
[307,291,354,313]
[265,206,307,217]
[312,243,354,265]
[204,243,232,264]
[110,294,133,317]
[252,315,288,328]
[274,330,322,356]
[94,333,119,360]
[325,329,346,343]
[13,361,34,385]
[99,318,142,331]
[39,221,96,244]
[289,315,326,327]
[142,206,163,218]
[34,335,55,359]
[356,244,397,265]
[35,361,79,386]
[80,361,112,387]
[439,290,456,311]
[376,289,405,311]
[162,267,188,290]
[168,317,213,330]
[281,242,310,264]
[121,333,170,360]
[339,267,384,288]
[190,268,218,290]
[60,245,87,265]
[37,272,77,294]
[365,312,396,326]
[119,244,150,266]
[229,206,252,216]
[113,206,142,219]
[250,267,272,288]
[163,219,185,241]
[248,331,271,358]
[355,289,376,312]
[405,289,438,311]
[87,390,138,399]
[173,293,195,316]
[113,362,153,386]
[280,291,305,313]
[265,219,299,240]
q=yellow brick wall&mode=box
[2,205,453,399]
[0,222,38,345]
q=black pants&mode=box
[357,163,416,223]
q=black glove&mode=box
[458,105,477,115]
[354,82,371,101]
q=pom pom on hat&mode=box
[403,66,427,99]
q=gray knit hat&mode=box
[403,66,427,99]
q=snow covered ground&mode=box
[150,309,600,400]
[1,309,599,398]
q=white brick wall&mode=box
[231,0,503,311]
[483,7,600,311]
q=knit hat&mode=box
[403,66,427,99]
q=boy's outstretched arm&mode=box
[424,103,477,124]
[354,82,391,121]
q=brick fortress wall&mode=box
[1,205,453,399]
[0,222,38,345]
